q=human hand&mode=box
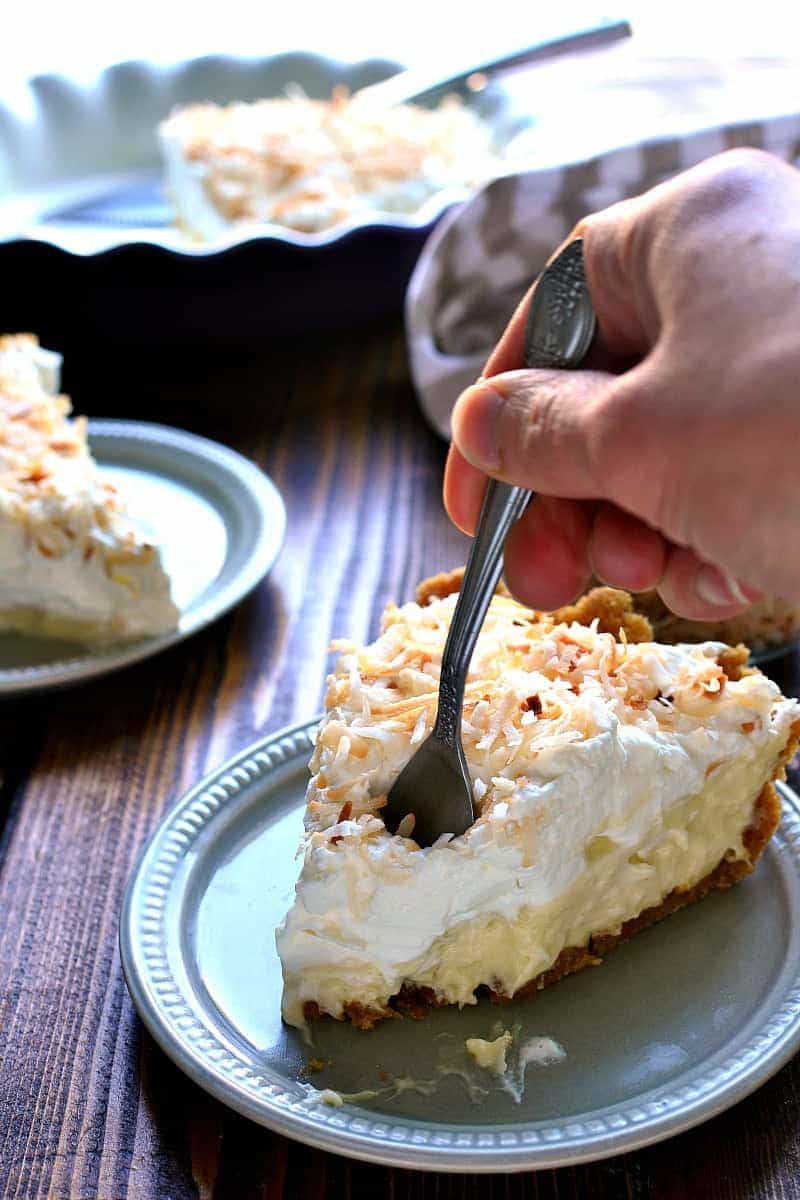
[444,149,800,618]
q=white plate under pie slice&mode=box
[0,419,285,694]
[120,719,800,1173]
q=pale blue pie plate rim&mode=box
[0,418,286,694]
[120,717,800,1172]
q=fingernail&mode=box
[451,384,504,471]
[695,564,749,607]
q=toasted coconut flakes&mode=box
[304,589,778,838]
[334,735,351,763]
[163,89,499,232]
[502,719,522,749]
[0,334,163,572]
[396,813,416,839]
[410,709,427,746]
[476,728,498,753]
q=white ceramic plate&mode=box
[121,719,800,1172]
[0,419,285,694]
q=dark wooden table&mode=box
[2,322,800,1199]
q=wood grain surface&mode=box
[2,322,800,1199]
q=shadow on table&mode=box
[0,578,293,885]
[634,1059,800,1199]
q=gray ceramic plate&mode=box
[120,718,800,1172]
[0,419,285,694]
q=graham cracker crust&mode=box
[416,571,770,667]
[417,569,659,646]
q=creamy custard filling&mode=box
[0,599,175,645]
[0,334,178,645]
[0,530,177,644]
[276,591,799,1028]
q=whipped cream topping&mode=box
[159,89,497,237]
[277,592,799,1027]
[0,335,178,642]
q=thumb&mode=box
[451,367,618,499]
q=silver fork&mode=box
[382,238,596,847]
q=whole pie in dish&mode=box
[276,573,799,1029]
[0,334,178,645]
[158,89,496,238]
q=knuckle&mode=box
[703,148,779,204]
[501,373,559,466]
[706,146,779,186]
[589,371,666,517]
[498,370,607,495]
[676,148,785,227]
[586,381,629,477]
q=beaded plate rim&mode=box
[120,717,800,1172]
[0,419,286,694]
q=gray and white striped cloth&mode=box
[405,110,800,439]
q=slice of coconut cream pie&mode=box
[0,334,178,644]
[277,576,799,1029]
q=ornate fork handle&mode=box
[432,238,596,755]
[434,482,529,748]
